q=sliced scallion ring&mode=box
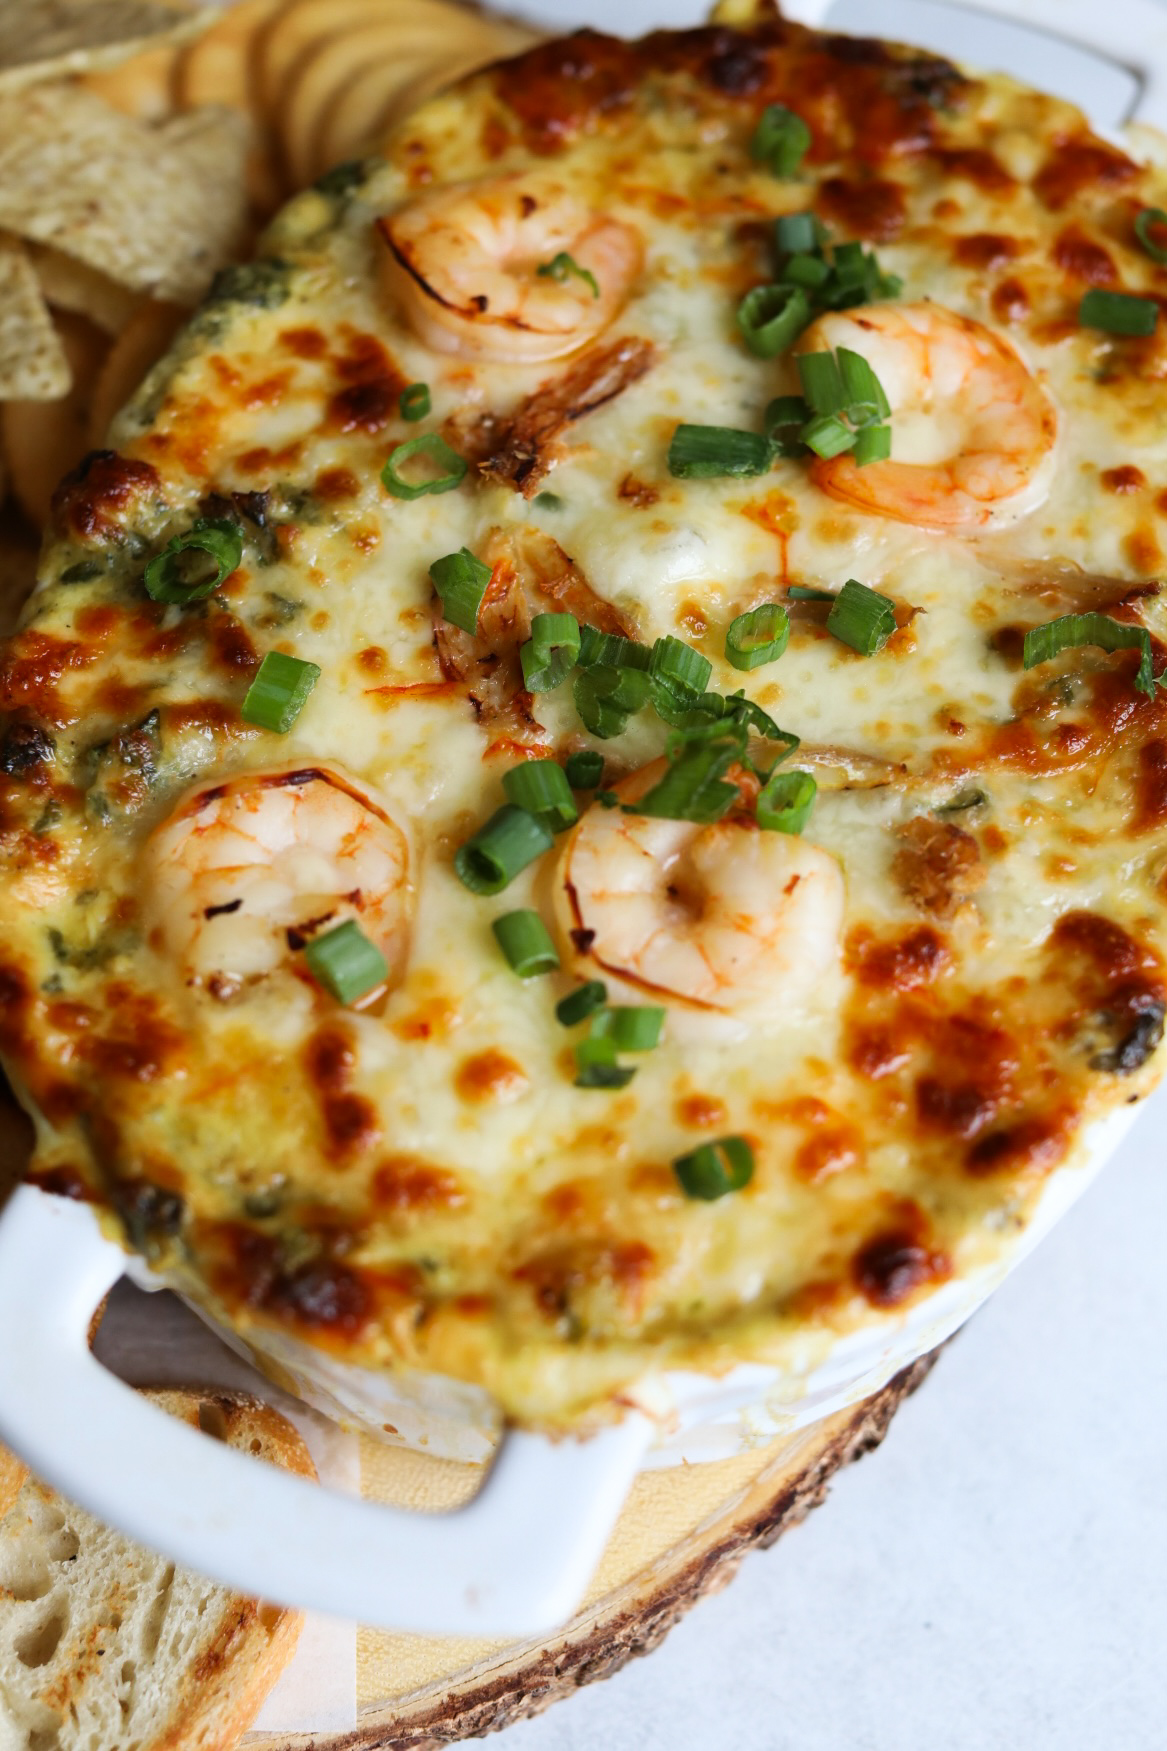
[782,252,831,290]
[556,980,607,1026]
[382,432,467,499]
[673,1135,755,1200]
[1135,206,1167,265]
[649,635,712,701]
[796,350,848,416]
[1021,611,1158,699]
[837,347,892,422]
[454,805,554,894]
[800,412,856,459]
[626,728,742,824]
[520,610,581,692]
[399,382,430,421]
[751,104,811,178]
[826,578,897,655]
[725,602,790,671]
[143,517,242,605]
[573,663,651,738]
[536,251,599,297]
[589,1005,665,1051]
[667,424,776,479]
[491,909,559,977]
[757,767,816,833]
[773,210,823,255]
[1078,288,1158,337]
[240,650,321,732]
[564,749,604,789]
[502,758,578,831]
[302,919,388,1005]
[578,626,651,670]
[574,1035,637,1089]
[853,423,891,466]
[736,283,810,357]
[429,546,492,635]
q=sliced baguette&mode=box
[0,1387,314,1751]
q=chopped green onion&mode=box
[589,1005,665,1051]
[782,252,831,290]
[1078,288,1158,337]
[577,626,651,670]
[774,211,823,255]
[723,691,798,749]
[454,805,554,894]
[429,546,492,635]
[1021,611,1159,699]
[827,578,897,655]
[537,252,599,298]
[751,103,810,177]
[573,663,651,738]
[574,1035,637,1089]
[241,650,321,732]
[502,758,577,830]
[649,635,712,700]
[596,788,620,808]
[534,491,564,510]
[628,725,742,824]
[492,909,559,977]
[673,1135,755,1200]
[853,423,892,465]
[520,611,581,692]
[796,350,847,416]
[801,413,856,458]
[382,432,467,499]
[667,424,775,479]
[725,602,790,671]
[764,394,810,436]
[556,980,607,1026]
[757,767,816,833]
[144,517,242,604]
[787,584,836,602]
[1135,207,1167,265]
[399,382,430,421]
[565,749,604,789]
[303,919,388,1005]
[736,283,810,357]
[837,347,892,422]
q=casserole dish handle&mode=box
[780,0,1167,128]
[0,1185,651,1636]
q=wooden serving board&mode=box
[240,1351,941,1751]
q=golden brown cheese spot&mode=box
[1135,737,1167,833]
[915,1011,1019,1139]
[0,632,100,727]
[514,1236,655,1320]
[372,1155,466,1211]
[675,1091,728,1129]
[1033,134,1140,210]
[280,325,328,359]
[965,1109,1071,1178]
[618,472,659,507]
[207,611,259,681]
[853,1215,951,1308]
[25,1163,93,1201]
[1101,465,1147,494]
[327,331,407,435]
[795,1124,862,1184]
[817,174,905,240]
[892,816,984,920]
[1051,222,1117,284]
[455,1048,528,1103]
[933,146,1015,193]
[1044,909,1166,1075]
[848,923,951,990]
[1124,525,1163,575]
[50,449,160,542]
[953,231,1021,270]
[315,466,360,502]
[991,275,1030,323]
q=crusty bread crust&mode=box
[0,1386,314,1751]
[0,1442,26,1518]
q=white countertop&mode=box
[477,1,1167,1745]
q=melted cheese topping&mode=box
[3,14,1167,1427]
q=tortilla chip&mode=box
[0,238,70,400]
[0,0,206,93]
[0,86,251,305]
[79,40,180,122]
[29,243,139,335]
[3,310,108,527]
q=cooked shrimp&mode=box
[553,761,845,1029]
[147,766,412,998]
[798,303,1057,531]
[378,173,643,363]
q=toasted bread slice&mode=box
[0,1388,314,1751]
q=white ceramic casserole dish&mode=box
[1,0,1165,1638]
